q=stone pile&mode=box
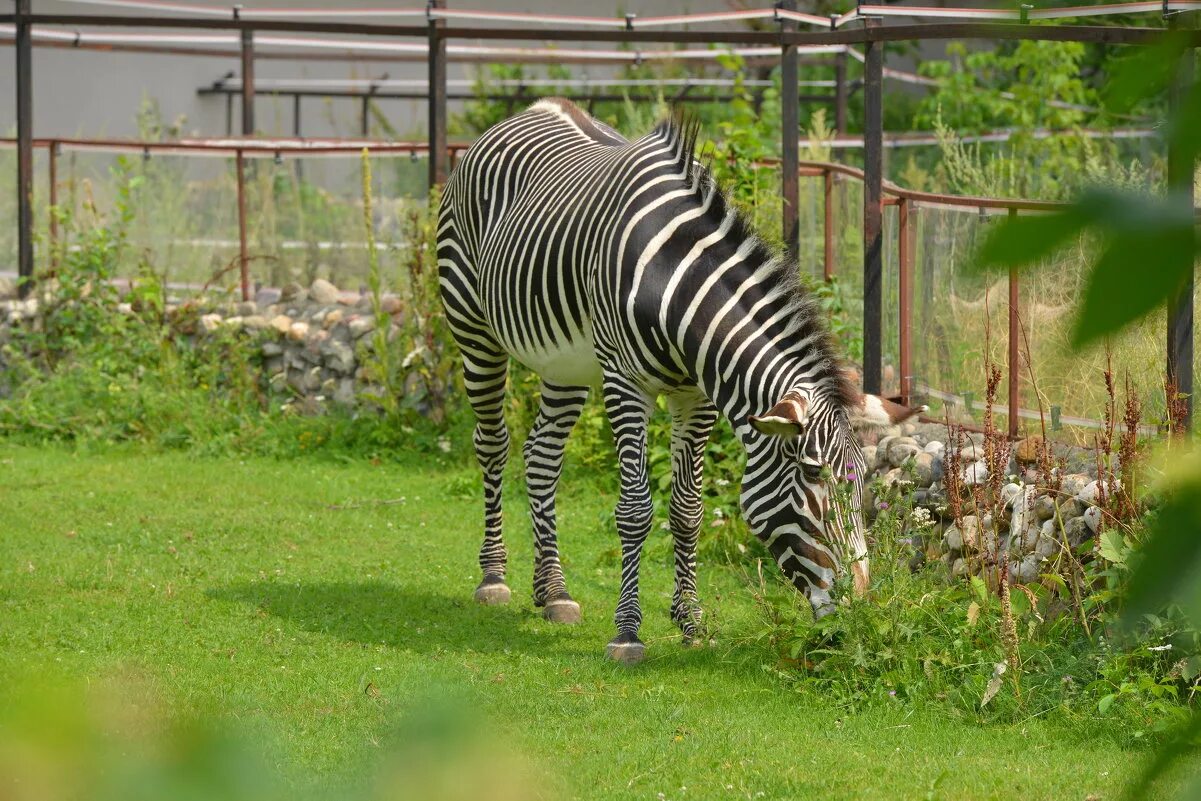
[0,277,405,411]
[861,421,1121,583]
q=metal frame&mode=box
[8,1,1200,428]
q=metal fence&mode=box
[4,0,1200,428]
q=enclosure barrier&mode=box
[5,0,1200,425]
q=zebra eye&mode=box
[800,456,826,480]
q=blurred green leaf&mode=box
[1121,454,1201,632]
[1071,214,1194,348]
[974,206,1095,270]
[1103,31,1191,114]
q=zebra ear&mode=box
[851,393,927,431]
[749,390,809,438]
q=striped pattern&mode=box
[438,99,884,655]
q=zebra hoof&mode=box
[542,597,581,624]
[681,635,705,648]
[473,577,511,606]
[604,634,646,665]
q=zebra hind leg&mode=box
[601,374,654,664]
[464,351,513,606]
[523,382,589,624]
[667,392,718,646]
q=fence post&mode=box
[48,141,59,270]
[823,168,834,281]
[1008,208,1020,440]
[428,0,448,189]
[898,198,911,403]
[236,149,249,302]
[834,49,848,134]
[780,0,799,259]
[862,15,884,396]
[1166,32,1195,431]
[16,0,34,298]
[239,22,255,135]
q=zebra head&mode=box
[743,385,925,617]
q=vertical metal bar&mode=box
[48,141,59,270]
[240,28,255,135]
[361,96,370,137]
[834,49,848,134]
[898,198,911,404]
[236,149,249,302]
[225,93,233,136]
[823,168,834,282]
[292,94,303,182]
[1008,207,1020,440]
[780,0,799,259]
[428,0,448,189]
[16,0,34,297]
[861,16,884,396]
[1167,36,1195,431]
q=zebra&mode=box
[437,99,923,664]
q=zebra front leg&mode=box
[667,392,718,645]
[523,382,589,623]
[601,375,654,664]
[465,351,512,605]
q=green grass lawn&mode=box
[0,444,1177,800]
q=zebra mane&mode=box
[649,112,859,414]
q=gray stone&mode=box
[1060,473,1091,497]
[199,313,222,333]
[280,282,306,303]
[1078,479,1121,507]
[944,515,981,553]
[1034,494,1057,522]
[1083,505,1103,533]
[959,443,982,461]
[888,437,921,468]
[243,315,270,331]
[860,445,878,475]
[236,301,257,317]
[347,315,376,339]
[333,378,356,407]
[322,338,356,374]
[0,277,15,299]
[951,557,969,579]
[254,287,281,307]
[261,341,283,357]
[913,452,935,486]
[263,355,284,374]
[1009,485,1037,534]
[1001,482,1023,509]
[1064,516,1091,547]
[1010,554,1043,584]
[962,460,989,487]
[923,440,945,459]
[309,278,339,305]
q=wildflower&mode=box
[877,501,889,511]
[888,690,896,697]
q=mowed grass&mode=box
[0,444,1172,800]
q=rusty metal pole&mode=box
[240,24,255,135]
[780,0,799,259]
[16,0,34,297]
[862,16,884,395]
[236,149,249,301]
[823,168,834,281]
[1166,30,1195,431]
[1008,207,1021,439]
[834,48,848,134]
[898,198,911,403]
[428,0,448,189]
[48,141,59,269]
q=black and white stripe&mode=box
[439,99,889,659]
